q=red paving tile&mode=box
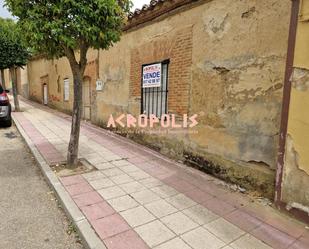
[128,156,149,164]
[202,197,236,216]
[261,212,306,238]
[65,181,93,196]
[217,191,251,208]
[224,209,262,232]
[250,223,296,249]
[44,153,64,163]
[92,214,130,240]
[289,233,309,249]
[183,188,214,204]
[197,182,229,197]
[73,191,103,207]
[166,179,196,193]
[60,175,85,186]
[104,229,150,249]
[81,201,115,221]
[144,167,172,178]
[135,162,156,170]
[155,171,176,180]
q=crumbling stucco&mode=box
[281,68,309,207]
[282,135,309,207]
[190,54,286,168]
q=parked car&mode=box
[0,84,12,127]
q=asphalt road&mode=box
[0,123,84,249]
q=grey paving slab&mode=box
[95,162,115,170]
[166,194,197,210]
[145,199,178,218]
[107,195,139,212]
[181,227,225,249]
[128,170,151,180]
[130,189,161,205]
[151,185,178,198]
[154,238,192,249]
[119,164,141,173]
[119,181,147,194]
[101,168,124,177]
[182,204,219,225]
[111,159,131,167]
[229,234,272,249]
[121,206,156,228]
[89,178,115,190]
[109,174,134,185]
[98,186,126,200]
[82,171,106,182]
[135,220,176,248]
[160,212,199,235]
[204,218,245,244]
[139,177,164,188]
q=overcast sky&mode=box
[0,0,150,19]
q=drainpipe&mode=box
[275,0,300,206]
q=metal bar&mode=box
[141,66,144,114]
[148,88,150,116]
[165,63,169,115]
[275,0,300,205]
[151,87,154,114]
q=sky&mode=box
[0,0,12,18]
[0,0,150,19]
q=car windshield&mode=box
[0,84,3,94]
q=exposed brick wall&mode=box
[129,26,193,115]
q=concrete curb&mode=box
[12,113,107,249]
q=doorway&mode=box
[43,83,48,105]
[82,77,91,120]
[40,75,49,105]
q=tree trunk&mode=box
[64,44,88,168]
[0,69,5,89]
[10,67,20,112]
[67,67,83,168]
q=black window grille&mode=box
[141,60,169,117]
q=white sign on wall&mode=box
[142,63,161,88]
[64,78,69,101]
[96,80,104,91]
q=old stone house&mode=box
[16,0,294,200]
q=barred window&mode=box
[141,60,169,118]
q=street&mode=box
[0,124,83,249]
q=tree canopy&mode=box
[5,0,131,63]
[0,17,30,70]
[4,0,132,167]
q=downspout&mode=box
[275,0,300,206]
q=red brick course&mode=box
[129,26,193,115]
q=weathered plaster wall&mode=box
[2,69,11,89]
[94,0,291,197]
[24,0,291,197]
[26,49,98,114]
[17,66,29,98]
[188,0,290,169]
[282,0,309,208]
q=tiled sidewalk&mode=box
[13,99,309,249]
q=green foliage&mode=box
[5,0,132,59]
[0,17,30,69]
